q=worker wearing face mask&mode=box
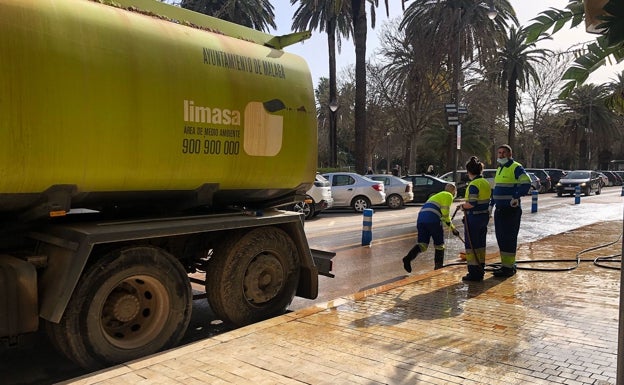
[490,144,531,277]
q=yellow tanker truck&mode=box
[0,0,332,369]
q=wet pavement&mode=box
[61,219,622,385]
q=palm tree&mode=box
[525,0,624,97]
[291,0,352,168]
[489,26,550,149]
[180,0,276,31]
[399,0,517,172]
[350,0,410,174]
[560,84,620,168]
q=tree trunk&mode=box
[352,0,367,175]
[507,73,517,149]
[327,18,338,168]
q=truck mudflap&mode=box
[0,255,38,341]
[311,249,335,278]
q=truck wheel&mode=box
[351,196,371,212]
[386,194,404,209]
[205,227,299,327]
[45,246,192,369]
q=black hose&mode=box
[444,232,623,271]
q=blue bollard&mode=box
[621,185,624,196]
[574,185,581,204]
[531,190,538,213]
[361,208,373,246]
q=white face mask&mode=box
[497,157,508,165]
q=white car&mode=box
[322,172,386,212]
[368,174,413,209]
[286,174,333,219]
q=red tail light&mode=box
[405,184,412,193]
[372,183,384,192]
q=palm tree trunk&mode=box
[327,17,338,168]
[507,75,517,148]
[352,0,367,174]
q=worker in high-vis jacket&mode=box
[402,183,459,273]
[490,144,531,277]
[460,156,492,282]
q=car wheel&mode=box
[584,186,591,196]
[386,194,404,209]
[292,199,314,220]
[351,196,371,213]
[557,191,562,197]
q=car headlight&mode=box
[580,182,587,187]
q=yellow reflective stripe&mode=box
[493,194,513,200]
[500,252,516,267]
[496,183,517,187]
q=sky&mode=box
[270,0,624,88]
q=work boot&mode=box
[402,246,421,273]
[493,266,516,278]
[434,249,445,270]
[462,265,484,282]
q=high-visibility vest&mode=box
[418,190,455,228]
[492,161,531,207]
[464,176,491,214]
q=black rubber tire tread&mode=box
[205,227,299,327]
[351,196,371,213]
[387,194,404,209]
[45,246,192,370]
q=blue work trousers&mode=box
[416,221,444,249]
[494,206,522,267]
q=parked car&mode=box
[524,168,551,193]
[369,174,414,209]
[555,170,602,196]
[612,170,624,184]
[600,170,622,186]
[402,174,450,203]
[439,170,469,196]
[322,172,386,212]
[284,173,333,219]
[544,168,567,190]
[597,171,609,187]
[527,172,542,194]
[440,169,496,198]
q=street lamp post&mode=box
[386,131,391,174]
[329,100,339,167]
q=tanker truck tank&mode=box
[0,0,317,220]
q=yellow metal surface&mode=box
[0,0,316,201]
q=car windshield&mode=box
[566,171,590,179]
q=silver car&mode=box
[368,174,413,209]
[322,172,386,212]
[286,174,333,219]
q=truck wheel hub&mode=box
[108,293,140,322]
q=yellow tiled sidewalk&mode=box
[62,221,622,385]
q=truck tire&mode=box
[205,227,299,327]
[45,246,192,369]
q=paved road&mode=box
[2,187,622,384]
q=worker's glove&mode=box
[452,228,460,236]
[510,198,519,207]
